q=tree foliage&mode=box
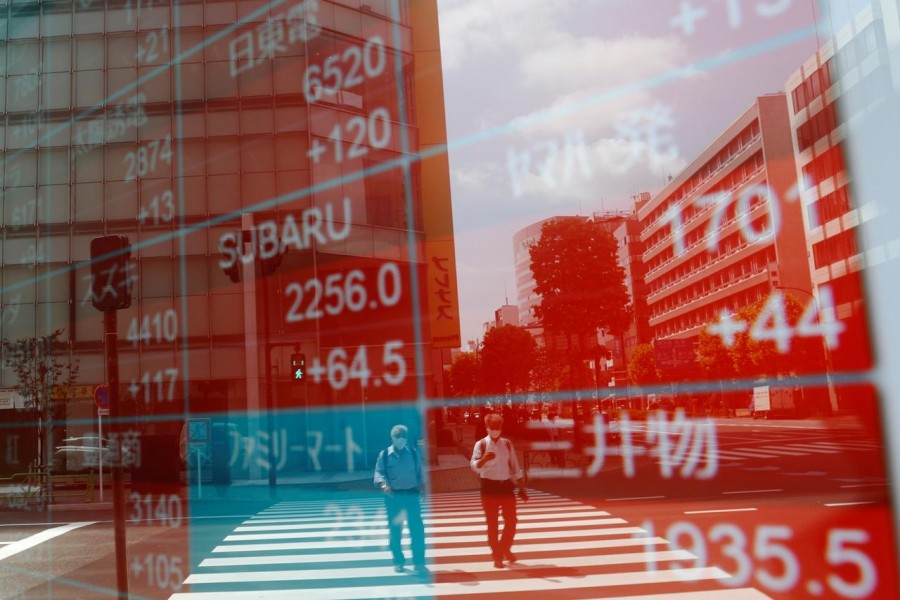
[530,345,564,394]
[448,351,480,398]
[628,343,660,385]
[479,325,537,394]
[696,292,823,379]
[529,218,631,345]
[1,329,79,469]
[697,328,736,379]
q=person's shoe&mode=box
[505,551,517,563]
[493,560,505,569]
[413,565,430,576]
[394,565,406,573]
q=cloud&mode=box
[451,161,504,194]
[507,135,687,210]
[520,34,690,93]
[438,0,579,71]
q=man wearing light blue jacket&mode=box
[373,424,427,575]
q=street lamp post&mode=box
[773,285,839,413]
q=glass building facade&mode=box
[0,0,458,481]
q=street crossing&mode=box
[713,439,880,462]
[169,490,772,599]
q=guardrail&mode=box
[1,468,96,510]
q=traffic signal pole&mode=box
[260,265,277,496]
[104,309,129,599]
[90,235,132,599]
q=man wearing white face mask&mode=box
[470,413,528,568]
[374,424,427,575]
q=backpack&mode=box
[377,444,422,487]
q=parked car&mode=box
[53,434,133,472]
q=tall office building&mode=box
[638,94,812,342]
[512,216,586,331]
[493,304,519,328]
[613,195,650,365]
[784,0,897,378]
[0,0,459,479]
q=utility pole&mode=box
[774,285,840,413]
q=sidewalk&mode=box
[16,436,479,511]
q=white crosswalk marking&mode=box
[169,490,774,599]
[714,439,878,462]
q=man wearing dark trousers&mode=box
[470,413,528,568]
[373,424,428,575]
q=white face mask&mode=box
[393,438,407,451]
[488,428,501,439]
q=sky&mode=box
[432,0,845,348]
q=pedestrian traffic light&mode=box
[261,244,288,276]
[291,353,306,382]
[223,260,241,283]
[90,235,132,311]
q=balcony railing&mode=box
[640,132,762,243]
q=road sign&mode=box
[188,418,211,444]
[653,338,697,370]
[94,384,110,410]
[90,235,132,311]
[98,408,110,416]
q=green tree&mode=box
[529,218,631,344]
[448,351,480,398]
[2,329,79,470]
[697,329,736,379]
[531,345,564,395]
[479,325,537,394]
[529,217,631,417]
[628,343,660,385]
[697,292,822,379]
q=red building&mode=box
[638,94,812,343]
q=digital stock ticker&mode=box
[2,0,900,598]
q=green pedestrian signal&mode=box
[291,353,306,382]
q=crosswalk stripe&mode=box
[253,502,587,521]
[421,503,585,517]
[713,453,747,460]
[170,566,730,599]
[703,450,747,460]
[198,537,674,568]
[223,518,629,541]
[185,550,696,584]
[256,498,575,515]
[213,526,650,552]
[592,588,774,599]
[755,447,814,456]
[246,504,601,524]
[428,491,558,501]
[238,510,613,531]
[782,444,840,453]
[709,440,881,462]
[803,442,873,450]
[716,449,802,458]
